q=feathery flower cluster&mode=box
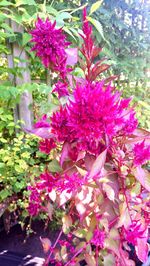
[58,173,85,194]
[52,81,69,98]
[28,172,85,216]
[34,114,50,129]
[91,227,106,248]
[28,186,41,216]
[39,138,56,154]
[30,18,70,77]
[133,141,150,166]
[51,82,138,153]
[123,221,147,246]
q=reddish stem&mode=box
[96,246,99,266]
[44,229,63,265]
[64,245,86,266]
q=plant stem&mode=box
[96,246,99,266]
[45,229,63,265]
[64,246,85,266]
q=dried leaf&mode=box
[40,237,51,253]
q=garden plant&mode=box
[27,6,150,266]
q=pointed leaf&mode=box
[90,0,103,15]
[40,237,51,253]
[66,48,78,66]
[103,183,115,201]
[133,167,150,192]
[84,254,96,266]
[87,16,108,43]
[89,149,107,178]
[103,254,115,266]
[62,214,72,233]
[136,236,149,263]
[60,142,70,167]
[25,127,54,139]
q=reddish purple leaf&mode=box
[89,149,107,178]
[136,235,149,263]
[66,48,78,66]
[133,167,150,192]
[25,127,54,139]
[60,142,70,167]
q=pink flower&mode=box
[51,107,71,142]
[28,186,41,216]
[40,172,57,192]
[39,138,56,154]
[57,173,85,194]
[91,227,106,248]
[34,115,50,128]
[52,81,69,98]
[123,220,146,246]
[28,202,40,216]
[30,18,70,78]
[51,82,138,154]
[133,140,150,166]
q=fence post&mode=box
[11,20,33,130]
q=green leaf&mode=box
[87,16,108,44]
[0,189,10,200]
[15,164,23,173]
[46,5,58,16]
[48,159,62,173]
[14,181,25,192]
[70,3,88,15]
[22,32,31,46]
[0,0,13,6]
[57,11,72,20]
[90,0,103,15]
[0,138,7,143]
[15,0,36,6]
[1,23,14,33]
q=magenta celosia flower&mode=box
[28,186,41,216]
[91,227,106,248]
[51,82,138,154]
[39,138,56,154]
[52,81,69,98]
[123,220,146,246]
[34,115,50,128]
[51,107,71,142]
[30,17,70,77]
[57,173,85,194]
[39,172,57,192]
[28,202,40,216]
[133,140,150,166]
